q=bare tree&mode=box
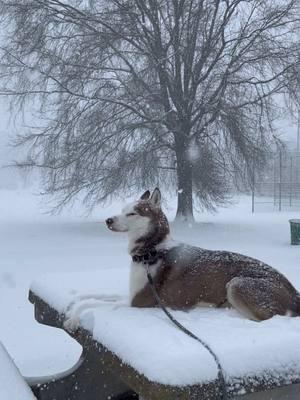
[0,0,299,220]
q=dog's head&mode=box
[106,188,169,248]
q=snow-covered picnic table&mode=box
[29,268,300,399]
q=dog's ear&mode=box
[150,188,161,206]
[140,190,150,200]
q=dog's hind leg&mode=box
[226,277,296,321]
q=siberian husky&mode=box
[106,188,300,321]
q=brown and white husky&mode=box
[106,188,300,321]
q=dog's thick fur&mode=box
[106,189,300,321]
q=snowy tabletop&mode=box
[31,267,129,313]
[31,268,300,389]
[0,342,36,400]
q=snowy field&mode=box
[1,188,300,379]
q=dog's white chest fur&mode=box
[129,261,159,301]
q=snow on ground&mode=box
[0,188,300,379]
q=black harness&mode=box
[131,249,164,265]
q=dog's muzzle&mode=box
[105,216,128,232]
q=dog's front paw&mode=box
[63,316,80,332]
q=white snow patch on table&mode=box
[31,269,300,387]
[0,342,36,399]
[31,268,129,313]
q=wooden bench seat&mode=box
[29,269,300,400]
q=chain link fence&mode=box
[252,150,300,212]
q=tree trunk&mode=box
[175,136,194,222]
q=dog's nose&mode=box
[106,218,114,226]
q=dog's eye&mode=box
[126,213,136,217]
